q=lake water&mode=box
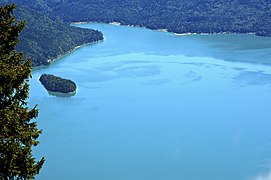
[30,23,271,180]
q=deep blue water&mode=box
[30,23,271,180]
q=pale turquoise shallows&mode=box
[30,23,271,180]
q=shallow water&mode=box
[30,23,271,180]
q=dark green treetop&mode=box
[0,4,45,179]
[39,74,77,94]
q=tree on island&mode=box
[0,4,44,179]
[39,74,77,94]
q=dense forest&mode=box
[5,0,271,37]
[39,74,76,93]
[1,2,104,66]
[1,0,271,67]
[16,6,103,66]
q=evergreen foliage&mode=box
[2,0,271,68]
[39,74,76,93]
[11,0,270,37]
[14,6,103,67]
[48,0,271,36]
[0,4,45,179]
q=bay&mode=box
[30,23,271,180]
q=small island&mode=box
[39,74,77,96]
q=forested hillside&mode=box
[1,2,103,66]
[9,0,271,36]
[2,0,271,66]
[50,0,271,36]
[15,6,103,66]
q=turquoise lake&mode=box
[30,23,271,180]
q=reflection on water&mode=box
[47,91,76,97]
[233,71,271,87]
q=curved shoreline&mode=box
[32,21,270,72]
[72,22,271,68]
[47,40,103,64]
[32,39,103,71]
[72,21,261,37]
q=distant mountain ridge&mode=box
[51,0,271,36]
[8,0,271,37]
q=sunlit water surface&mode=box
[30,23,271,180]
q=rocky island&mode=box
[39,74,76,96]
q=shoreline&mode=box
[32,21,267,71]
[33,39,103,70]
[71,21,259,37]
[47,90,76,97]
[174,32,257,36]
[72,21,93,25]
[109,22,121,25]
[71,21,271,68]
[47,40,102,64]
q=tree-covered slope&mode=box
[15,6,103,66]
[1,0,270,67]
[10,0,271,36]
[1,2,104,66]
[4,0,271,37]
[48,0,271,36]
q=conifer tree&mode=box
[0,4,45,179]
